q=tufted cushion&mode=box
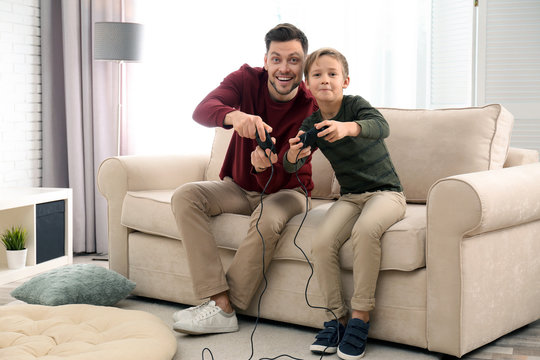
[0,303,177,360]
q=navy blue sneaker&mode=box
[310,319,346,354]
[337,318,370,360]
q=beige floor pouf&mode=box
[0,304,177,360]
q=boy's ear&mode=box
[342,76,350,89]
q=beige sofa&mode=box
[98,104,540,357]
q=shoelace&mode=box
[188,300,211,313]
[194,303,220,320]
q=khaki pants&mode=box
[171,177,308,310]
[312,191,406,319]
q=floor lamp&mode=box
[94,22,143,155]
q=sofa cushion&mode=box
[121,190,251,246]
[382,104,514,203]
[10,264,135,306]
[0,304,177,360]
[276,202,426,271]
[121,190,426,272]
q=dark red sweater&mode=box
[192,64,318,194]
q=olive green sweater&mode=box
[284,95,402,195]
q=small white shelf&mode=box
[0,187,73,285]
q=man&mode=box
[171,23,318,335]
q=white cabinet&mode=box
[0,187,73,285]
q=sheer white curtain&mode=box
[126,0,430,155]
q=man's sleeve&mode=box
[192,65,246,128]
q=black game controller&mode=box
[298,126,328,149]
[255,129,276,154]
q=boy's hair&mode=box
[304,47,349,80]
[265,23,308,56]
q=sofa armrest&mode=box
[504,147,539,167]
[425,162,540,356]
[97,154,209,276]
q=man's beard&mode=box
[269,79,301,100]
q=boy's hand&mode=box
[317,120,361,142]
[252,137,277,172]
[287,130,311,163]
[225,110,273,140]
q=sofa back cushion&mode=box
[205,128,340,199]
[206,104,514,203]
[381,104,513,203]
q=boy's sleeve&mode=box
[282,115,313,173]
[283,151,307,173]
[353,96,390,139]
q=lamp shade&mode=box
[94,22,143,61]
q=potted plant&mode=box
[1,225,28,269]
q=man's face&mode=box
[264,40,304,102]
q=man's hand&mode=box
[251,139,278,172]
[286,130,311,163]
[225,110,272,140]
[317,120,361,143]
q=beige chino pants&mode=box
[311,191,406,319]
[171,177,308,310]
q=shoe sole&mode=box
[337,348,365,360]
[173,325,239,335]
[310,344,338,354]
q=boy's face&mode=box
[306,55,349,104]
[264,40,305,102]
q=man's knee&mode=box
[171,182,204,215]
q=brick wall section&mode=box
[0,0,41,187]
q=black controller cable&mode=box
[290,149,341,359]
[202,141,301,360]
[202,138,339,360]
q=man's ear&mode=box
[264,53,268,70]
[343,76,350,89]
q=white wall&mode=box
[0,0,41,187]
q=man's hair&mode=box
[265,23,308,56]
[304,47,349,80]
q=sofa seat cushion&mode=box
[121,190,251,247]
[276,202,426,271]
[121,190,426,272]
[122,190,179,239]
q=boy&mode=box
[283,48,406,359]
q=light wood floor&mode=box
[1,254,539,360]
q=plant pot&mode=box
[6,248,27,270]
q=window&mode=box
[476,0,540,153]
[126,0,434,155]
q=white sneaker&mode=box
[172,300,211,323]
[172,300,239,335]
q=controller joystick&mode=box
[255,129,276,154]
[299,126,328,149]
